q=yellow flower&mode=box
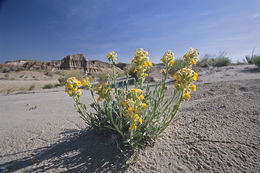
[161,50,175,66]
[140,95,144,100]
[73,87,77,92]
[131,48,151,81]
[143,103,147,109]
[161,69,166,73]
[142,61,148,67]
[192,59,197,64]
[191,84,196,91]
[184,92,191,100]
[193,72,198,81]
[134,114,139,120]
[139,117,143,124]
[132,88,138,93]
[122,101,127,107]
[145,73,148,77]
[82,79,90,87]
[169,60,175,66]
[107,51,117,63]
[129,123,137,130]
[77,81,81,86]
[68,90,72,96]
[98,97,103,102]
[128,107,134,113]
[69,84,73,88]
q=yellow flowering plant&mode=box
[65,48,199,150]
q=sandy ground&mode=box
[0,65,259,172]
[0,71,61,94]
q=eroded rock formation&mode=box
[1,54,127,73]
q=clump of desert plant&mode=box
[58,77,66,86]
[4,74,9,79]
[168,59,186,75]
[128,65,138,80]
[252,56,260,67]
[44,71,54,77]
[95,72,111,82]
[54,83,61,87]
[29,84,35,91]
[197,52,231,67]
[214,57,231,67]
[42,83,54,89]
[65,48,199,151]
[0,67,11,73]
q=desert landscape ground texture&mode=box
[0,64,259,172]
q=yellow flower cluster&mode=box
[183,48,199,66]
[160,50,175,67]
[173,67,198,100]
[131,48,152,80]
[107,51,117,64]
[94,81,112,102]
[122,88,147,131]
[65,77,82,97]
[82,77,91,89]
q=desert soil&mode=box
[0,71,60,94]
[0,65,259,172]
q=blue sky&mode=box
[0,0,260,63]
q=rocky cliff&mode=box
[60,54,87,71]
[1,54,126,73]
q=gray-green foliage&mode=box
[168,59,186,75]
[198,52,231,67]
[42,83,54,89]
[252,56,260,67]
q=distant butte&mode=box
[1,54,128,73]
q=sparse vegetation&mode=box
[95,72,111,82]
[42,83,55,89]
[6,88,14,94]
[0,67,11,73]
[44,71,54,77]
[58,77,66,86]
[4,74,9,79]
[29,84,35,91]
[169,59,186,75]
[54,83,61,87]
[197,52,231,67]
[128,65,138,79]
[0,66,25,73]
[245,55,255,64]
[252,56,260,67]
